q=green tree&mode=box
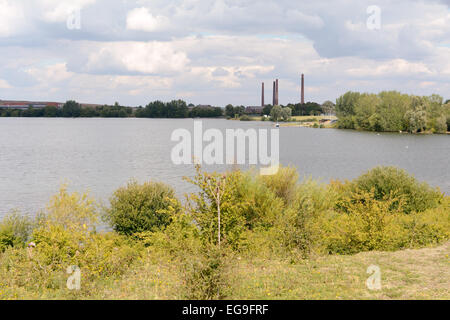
[44,105,59,117]
[62,100,81,117]
[404,108,426,133]
[270,105,282,122]
[225,104,235,117]
[107,181,180,235]
[281,107,292,121]
[335,91,360,118]
[322,100,335,115]
[263,104,273,116]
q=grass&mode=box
[3,241,447,300]
[226,242,450,300]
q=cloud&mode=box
[82,42,190,75]
[26,63,74,83]
[38,0,96,23]
[126,7,170,32]
[0,79,12,89]
[0,0,26,37]
[0,0,449,105]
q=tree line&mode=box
[0,101,133,118]
[336,91,450,133]
[0,100,224,119]
[224,101,334,118]
[135,100,223,118]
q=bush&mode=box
[0,212,34,252]
[320,191,450,254]
[402,198,450,247]
[185,166,288,248]
[353,166,442,214]
[31,187,140,277]
[260,166,298,205]
[107,180,180,236]
[181,244,230,299]
[277,179,335,257]
[0,187,142,297]
[321,190,408,254]
[184,167,247,248]
[239,115,251,121]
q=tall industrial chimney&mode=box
[301,74,305,104]
[273,81,276,106]
[261,82,265,107]
[275,79,279,106]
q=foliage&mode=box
[0,186,142,298]
[322,100,335,115]
[280,107,292,121]
[0,212,34,252]
[260,166,298,205]
[0,166,449,299]
[224,104,245,118]
[184,167,247,248]
[181,244,230,299]
[107,180,180,236]
[270,105,282,122]
[321,190,408,254]
[336,91,448,133]
[277,179,334,257]
[353,166,442,214]
[189,106,223,118]
[62,100,82,118]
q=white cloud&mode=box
[0,79,12,89]
[0,0,25,37]
[126,7,170,32]
[26,63,74,83]
[1,0,450,105]
[39,0,96,23]
[347,59,433,77]
[84,42,189,75]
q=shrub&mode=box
[239,115,251,121]
[353,166,442,214]
[321,190,408,254]
[235,171,284,229]
[402,198,450,247]
[181,244,230,299]
[0,187,142,297]
[277,179,335,257]
[107,180,180,236]
[184,167,247,248]
[134,211,201,256]
[31,187,140,277]
[260,166,298,205]
[0,212,34,252]
[320,190,450,254]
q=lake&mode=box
[0,118,448,219]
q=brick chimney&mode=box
[273,81,276,106]
[275,79,279,105]
[261,82,265,107]
[301,74,305,104]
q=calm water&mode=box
[0,118,449,218]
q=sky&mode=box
[0,0,449,107]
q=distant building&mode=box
[245,106,264,115]
[0,100,63,109]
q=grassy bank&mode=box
[0,166,448,300]
[1,241,448,300]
